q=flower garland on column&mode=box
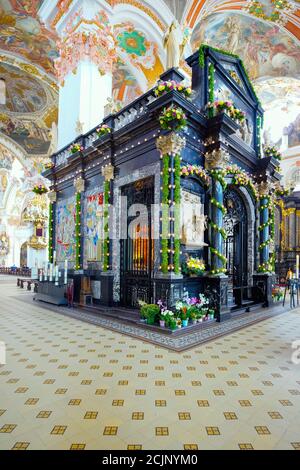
[257,194,273,273]
[208,168,227,274]
[48,202,54,263]
[102,180,110,272]
[75,192,81,270]
[173,154,181,274]
[208,63,215,119]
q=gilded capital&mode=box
[48,191,57,203]
[74,177,85,193]
[257,181,269,198]
[156,132,186,156]
[102,164,114,181]
[205,148,230,170]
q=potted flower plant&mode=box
[70,143,83,154]
[139,303,160,325]
[168,317,177,331]
[32,184,48,195]
[159,309,173,328]
[96,124,111,138]
[182,257,205,277]
[159,106,187,131]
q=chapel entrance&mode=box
[223,188,248,306]
[20,242,28,268]
[120,176,154,307]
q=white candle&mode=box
[55,266,59,286]
[53,250,57,266]
[49,263,53,282]
[64,259,68,285]
[45,264,48,281]
[296,255,299,279]
[39,269,42,282]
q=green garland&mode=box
[258,195,274,273]
[173,155,181,274]
[102,180,110,272]
[161,154,169,273]
[48,202,53,263]
[75,192,81,270]
[208,63,214,119]
[209,169,227,190]
[210,197,227,214]
[198,44,261,106]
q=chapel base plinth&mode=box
[202,275,231,322]
[253,273,275,307]
[153,274,206,309]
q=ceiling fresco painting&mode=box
[191,12,300,80]
[0,0,58,76]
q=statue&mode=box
[224,17,241,54]
[49,122,58,155]
[163,20,184,69]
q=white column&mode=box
[57,60,112,148]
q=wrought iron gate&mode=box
[120,177,154,307]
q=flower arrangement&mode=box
[263,145,282,160]
[159,106,187,131]
[272,286,284,302]
[182,257,206,276]
[139,293,213,330]
[70,143,83,154]
[180,165,210,186]
[155,80,192,99]
[96,124,111,138]
[44,162,54,170]
[32,184,48,195]
[207,100,245,123]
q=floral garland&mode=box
[225,165,258,200]
[48,203,53,263]
[75,192,81,270]
[32,185,48,195]
[70,143,83,154]
[208,63,214,119]
[159,106,187,131]
[155,80,192,99]
[246,0,295,25]
[180,165,210,186]
[264,145,282,160]
[160,154,169,274]
[198,44,261,106]
[96,124,111,138]
[102,180,110,272]
[257,195,274,273]
[173,155,181,274]
[44,162,54,170]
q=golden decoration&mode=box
[156,132,186,156]
[28,234,47,250]
[102,164,115,182]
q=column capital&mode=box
[48,191,57,203]
[74,177,85,193]
[205,148,230,170]
[257,181,270,198]
[156,132,186,156]
[102,164,114,181]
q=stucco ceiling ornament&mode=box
[245,0,297,26]
[205,148,230,170]
[54,9,117,85]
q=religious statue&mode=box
[224,16,241,54]
[181,190,207,248]
[163,20,185,69]
[49,122,58,155]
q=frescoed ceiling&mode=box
[0,0,299,158]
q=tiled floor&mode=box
[0,276,300,450]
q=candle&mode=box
[53,250,57,266]
[64,259,68,285]
[39,268,42,282]
[296,255,299,279]
[49,263,53,282]
[45,264,48,281]
[55,266,59,286]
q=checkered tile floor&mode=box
[0,276,300,450]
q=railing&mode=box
[0,267,31,277]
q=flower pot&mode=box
[140,318,147,323]
[147,318,155,325]
[177,324,182,329]
[159,320,165,328]
[197,318,203,323]
[192,320,197,325]
[182,319,188,327]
